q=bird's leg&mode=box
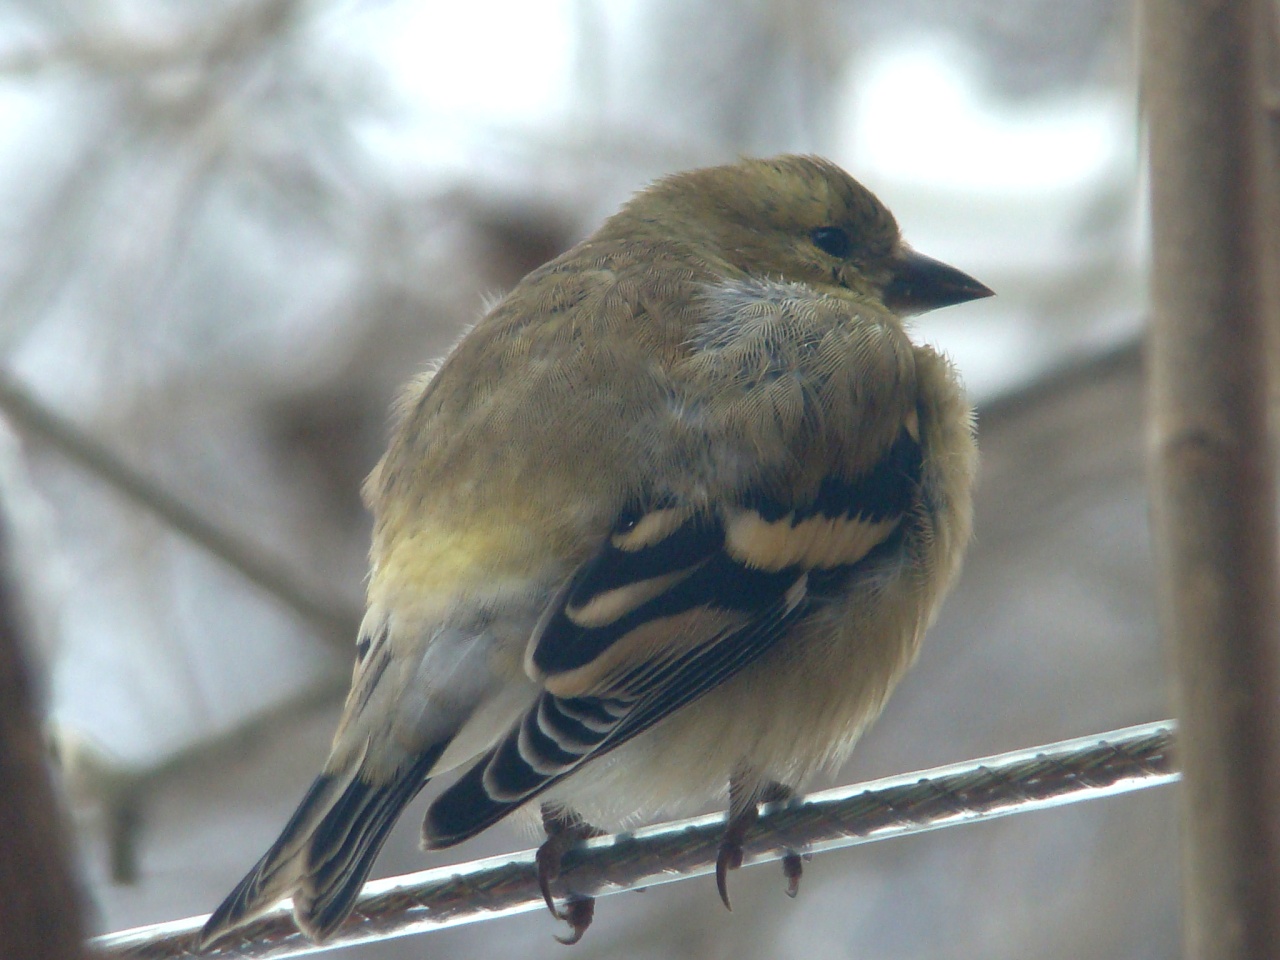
[536,804,604,945]
[716,776,801,909]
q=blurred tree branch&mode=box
[0,0,302,78]
[0,374,360,645]
[0,516,87,960]
[66,668,346,885]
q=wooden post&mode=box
[1144,1,1280,957]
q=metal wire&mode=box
[90,720,1178,960]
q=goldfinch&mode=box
[199,154,987,949]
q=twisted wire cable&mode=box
[91,720,1178,960]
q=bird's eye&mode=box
[811,226,852,259]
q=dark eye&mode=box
[810,226,852,258]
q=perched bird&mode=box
[199,155,988,949]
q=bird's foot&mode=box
[537,805,604,945]
[716,778,803,909]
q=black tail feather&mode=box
[297,747,441,940]
[199,771,341,946]
[200,744,443,949]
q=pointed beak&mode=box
[882,250,993,316]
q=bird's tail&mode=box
[198,744,442,948]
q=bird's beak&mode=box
[882,250,993,316]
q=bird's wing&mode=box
[423,422,923,847]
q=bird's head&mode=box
[617,154,992,315]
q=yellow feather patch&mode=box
[565,565,703,629]
[542,606,744,698]
[725,509,900,571]
[368,518,565,623]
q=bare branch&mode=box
[0,374,360,646]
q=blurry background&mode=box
[0,1,1174,957]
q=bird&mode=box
[198,154,988,950]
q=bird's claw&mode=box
[537,806,602,945]
[781,851,804,898]
[715,839,745,910]
[715,799,758,911]
[535,837,567,918]
[552,895,595,945]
